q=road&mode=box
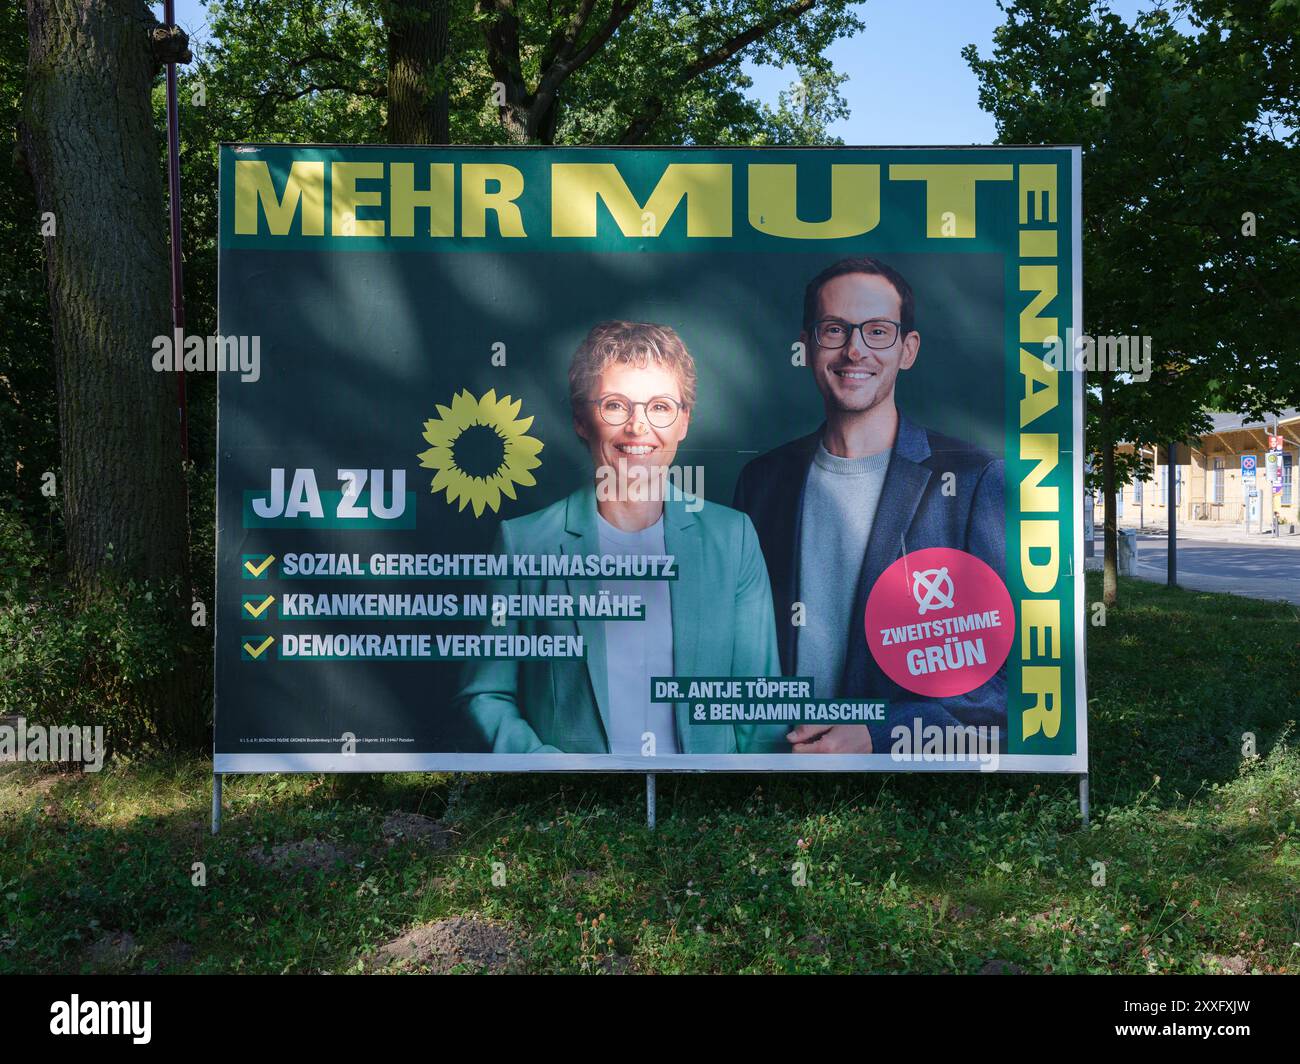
[1091,534,1300,605]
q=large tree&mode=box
[965,0,1300,603]
[385,0,451,143]
[20,0,206,748]
[20,0,189,591]
[195,0,857,146]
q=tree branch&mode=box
[479,0,528,99]
[251,80,387,127]
[617,0,817,143]
[564,0,639,70]
[532,0,640,130]
[538,0,598,74]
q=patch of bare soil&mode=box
[380,811,454,851]
[363,917,523,974]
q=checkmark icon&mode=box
[243,594,275,619]
[242,554,276,578]
[242,636,275,660]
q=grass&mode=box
[2,574,1297,974]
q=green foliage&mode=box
[189,0,857,146]
[0,503,41,603]
[0,565,188,752]
[186,462,217,614]
[965,0,1300,484]
[0,0,58,526]
[498,0,859,145]
[750,66,851,146]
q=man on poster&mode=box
[733,257,1008,754]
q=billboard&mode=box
[214,145,1085,774]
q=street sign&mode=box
[1083,489,1094,557]
[1241,454,1257,481]
[1265,451,1283,494]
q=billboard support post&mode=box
[646,774,656,831]
[212,773,223,835]
[1078,773,1090,828]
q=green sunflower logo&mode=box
[417,389,543,517]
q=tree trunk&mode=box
[22,0,203,749]
[385,0,450,144]
[22,0,188,589]
[1100,381,1118,606]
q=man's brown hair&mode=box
[802,256,916,337]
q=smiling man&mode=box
[733,257,1007,755]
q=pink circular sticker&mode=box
[864,547,1014,698]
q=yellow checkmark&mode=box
[244,554,276,577]
[243,636,274,659]
[243,595,275,619]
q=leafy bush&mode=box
[187,463,216,609]
[0,509,194,752]
[0,505,42,603]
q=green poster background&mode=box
[214,145,1082,772]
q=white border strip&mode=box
[216,752,1088,774]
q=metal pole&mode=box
[1166,442,1177,587]
[645,773,656,831]
[1253,455,1263,535]
[1243,458,1249,534]
[1271,421,1279,537]
[1079,773,1090,828]
[211,773,222,834]
[164,0,188,463]
[1140,446,1148,530]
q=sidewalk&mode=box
[1109,520,1300,548]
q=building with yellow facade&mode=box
[1102,409,1299,534]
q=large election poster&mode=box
[214,145,1085,774]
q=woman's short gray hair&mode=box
[568,320,697,425]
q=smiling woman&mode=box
[452,319,789,757]
[568,321,696,532]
